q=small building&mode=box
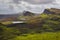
[1,21,25,25]
[12,21,24,24]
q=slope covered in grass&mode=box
[0,8,60,40]
[12,32,60,40]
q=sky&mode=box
[0,0,60,14]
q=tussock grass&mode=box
[12,32,60,40]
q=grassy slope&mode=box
[12,32,60,40]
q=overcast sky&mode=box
[0,0,60,14]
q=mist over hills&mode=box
[0,10,37,18]
[0,8,60,22]
[0,11,36,21]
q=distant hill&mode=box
[43,8,60,14]
[0,14,20,21]
[0,14,19,18]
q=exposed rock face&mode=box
[43,8,60,14]
[23,11,35,16]
[43,9,55,14]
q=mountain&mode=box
[22,11,35,16]
[43,8,60,14]
[0,11,35,21]
[0,11,39,22]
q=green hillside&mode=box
[0,8,60,40]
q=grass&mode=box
[11,32,60,40]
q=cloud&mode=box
[12,0,55,4]
[0,0,60,14]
